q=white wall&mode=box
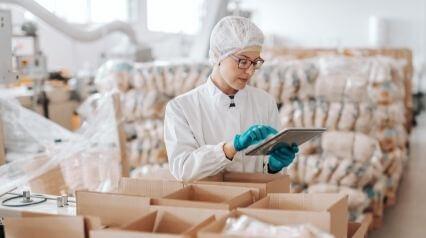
[242,0,425,49]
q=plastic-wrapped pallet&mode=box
[95,60,133,93]
[0,94,122,195]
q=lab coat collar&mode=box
[206,76,248,108]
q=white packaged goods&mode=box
[223,215,333,238]
[88,55,410,221]
[338,103,359,131]
[325,102,342,130]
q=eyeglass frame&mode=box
[228,54,265,70]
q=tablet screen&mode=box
[245,128,326,156]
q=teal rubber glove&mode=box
[233,125,278,151]
[268,143,299,173]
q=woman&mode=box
[164,16,298,181]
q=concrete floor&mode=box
[370,113,426,237]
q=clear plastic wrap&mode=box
[343,74,369,103]
[292,100,304,127]
[279,102,294,129]
[1,99,75,155]
[281,65,300,102]
[321,131,354,159]
[315,75,346,102]
[352,133,379,163]
[223,215,333,238]
[95,60,134,93]
[303,99,316,128]
[303,155,322,185]
[354,103,374,133]
[373,102,406,129]
[0,94,122,195]
[314,99,329,128]
[298,63,318,100]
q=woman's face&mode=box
[219,51,261,91]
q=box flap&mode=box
[266,193,347,211]
[150,206,229,219]
[248,193,348,238]
[124,211,157,232]
[154,211,194,234]
[154,185,254,210]
[91,229,185,238]
[265,176,290,194]
[4,216,86,238]
[91,208,217,238]
[194,181,263,200]
[117,177,183,198]
[328,194,349,238]
[76,190,150,227]
[223,172,286,183]
[348,214,372,238]
[199,173,224,182]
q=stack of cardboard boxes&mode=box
[3,172,370,238]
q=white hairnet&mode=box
[209,16,264,65]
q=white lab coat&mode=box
[164,77,281,181]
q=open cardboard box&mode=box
[198,210,368,238]
[151,184,255,210]
[116,177,184,198]
[196,172,290,200]
[90,206,229,238]
[241,193,348,238]
[76,190,151,227]
[198,210,333,238]
[3,213,102,238]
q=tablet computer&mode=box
[245,128,326,156]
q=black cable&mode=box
[1,195,47,207]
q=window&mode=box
[147,0,205,34]
[32,0,130,24]
[90,0,129,23]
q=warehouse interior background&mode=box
[0,0,425,237]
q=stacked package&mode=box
[93,60,210,169]
[250,56,409,220]
[93,56,410,220]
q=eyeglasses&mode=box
[229,54,265,70]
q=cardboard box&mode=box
[152,184,255,210]
[150,206,229,219]
[117,177,184,198]
[198,210,335,238]
[76,190,151,227]
[242,193,348,238]
[4,215,101,238]
[348,214,371,238]
[90,206,225,238]
[196,172,290,200]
